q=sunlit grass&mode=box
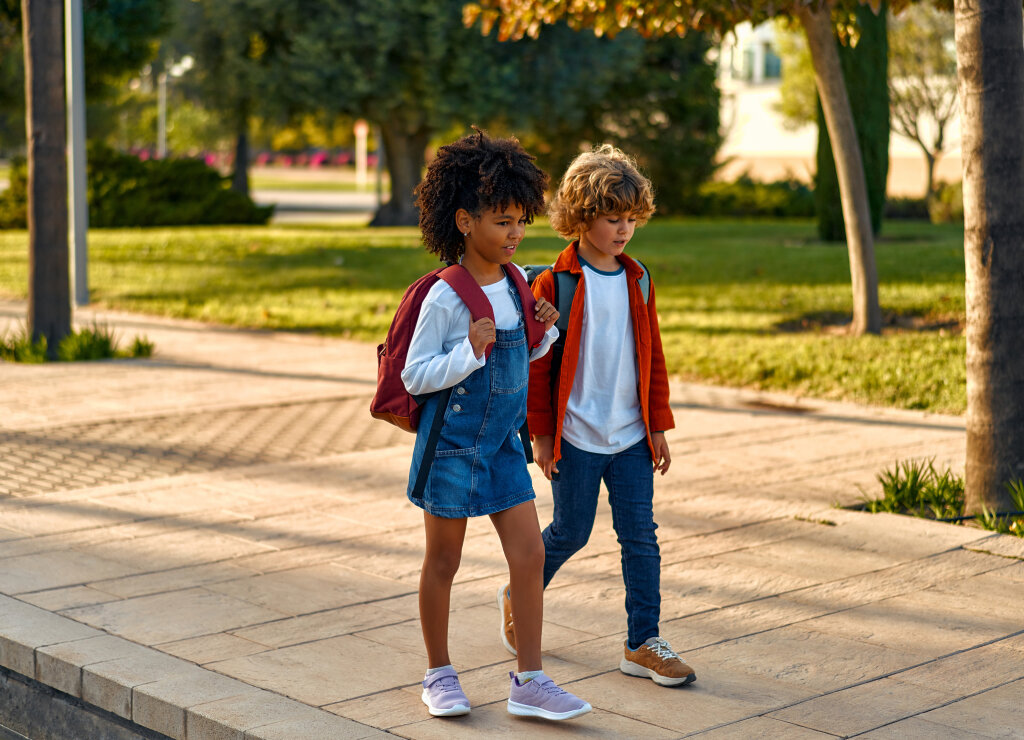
[250,176,386,193]
[0,218,966,412]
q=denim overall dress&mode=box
[406,279,535,518]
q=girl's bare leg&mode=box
[420,511,467,668]
[490,500,545,672]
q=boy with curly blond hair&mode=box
[498,144,696,687]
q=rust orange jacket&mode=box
[527,241,675,463]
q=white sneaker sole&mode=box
[421,690,470,717]
[496,585,517,656]
[507,699,592,720]
[620,658,697,687]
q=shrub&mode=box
[864,458,1024,538]
[693,174,816,218]
[0,145,273,229]
[885,196,930,221]
[928,181,963,224]
[867,458,964,520]
[0,157,28,229]
[1,323,154,362]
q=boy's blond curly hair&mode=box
[548,144,656,239]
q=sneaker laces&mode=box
[648,637,681,661]
[430,673,462,694]
[534,676,570,697]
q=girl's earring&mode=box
[463,231,469,236]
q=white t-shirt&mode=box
[402,264,558,396]
[561,260,646,454]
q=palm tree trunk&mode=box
[955,0,1024,513]
[21,0,70,358]
[798,4,882,335]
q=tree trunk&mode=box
[231,127,250,198]
[370,119,430,227]
[22,0,70,358]
[798,4,882,336]
[923,148,936,206]
[955,0,1024,514]
[815,2,889,243]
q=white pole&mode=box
[157,71,167,158]
[354,119,368,189]
[374,126,385,209]
[65,0,88,307]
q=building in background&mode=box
[713,22,962,196]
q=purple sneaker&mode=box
[507,671,591,720]
[421,666,470,717]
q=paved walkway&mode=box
[1,300,1022,739]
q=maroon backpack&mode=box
[370,263,546,433]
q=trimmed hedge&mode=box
[694,174,816,218]
[0,145,272,229]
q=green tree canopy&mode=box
[282,0,719,225]
[0,0,170,151]
[170,0,300,196]
[467,0,899,335]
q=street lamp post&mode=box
[65,0,88,307]
[156,56,194,159]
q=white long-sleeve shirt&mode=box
[561,259,646,454]
[402,265,558,396]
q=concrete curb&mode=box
[0,595,388,739]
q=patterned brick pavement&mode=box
[0,395,410,497]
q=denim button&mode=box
[452,404,462,412]
[456,387,466,395]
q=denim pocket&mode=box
[430,446,478,508]
[490,344,528,394]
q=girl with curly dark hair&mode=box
[401,129,591,721]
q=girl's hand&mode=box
[534,298,559,331]
[532,434,558,479]
[469,317,495,359]
[652,431,671,475]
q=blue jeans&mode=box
[542,438,660,647]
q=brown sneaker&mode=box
[620,637,696,686]
[497,583,517,655]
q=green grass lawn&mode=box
[0,218,966,413]
[249,175,386,193]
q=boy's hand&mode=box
[534,298,559,331]
[652,431,671,475]
[469,317,495,358]
[532,434,558,479]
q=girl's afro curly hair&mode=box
[415,128,549,264]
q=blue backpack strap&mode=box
[553,270,578,338]
[410,387,453,500]
[635,258,651,304]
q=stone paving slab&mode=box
[3,302,1024,738]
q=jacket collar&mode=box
[555,240,643,279]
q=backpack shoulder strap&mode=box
[504,264,547,349]
[553,269,578,339]
[438,264,493,322]
[438,264,497,359]
[523,264,552,285]
[634,259,651,304]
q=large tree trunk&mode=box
[798,4,882,336]
[370,119,430,227]
[22,0,70,358]
[955,0,1024,514]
